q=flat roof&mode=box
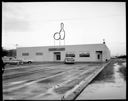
[17,43,107,49]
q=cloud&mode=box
[3,17,30,32]
[2,2,30,32]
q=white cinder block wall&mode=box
[16,44,111,62]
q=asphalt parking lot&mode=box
[3,62,106,100]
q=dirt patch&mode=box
[90,59,126,83]
[114,59,126,80]
[116,59,126,66]
[90,61,115,83]
[118,66,126,80]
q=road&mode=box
[3,62,106,100]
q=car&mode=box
[22,60,32,64]
[64,57,75,64]
[2,56,24,65]
[3,59,23,65]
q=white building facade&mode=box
[16,43,111,62]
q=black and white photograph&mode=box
[2,2,126,100]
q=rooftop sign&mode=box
[48,48,65,51]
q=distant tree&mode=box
[7,49,16,57]
[2,47,8,57]
[117,55,126,58]
[1,48,16,57]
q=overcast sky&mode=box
[2,2,126,56]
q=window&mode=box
[79,52,90,57]
[66,54,75,57]
[22,53,29,56]
[66,52,75,57]
[36,52,43,55]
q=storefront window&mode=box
[22,53,29,56]
[79,52,90,57]
[36,52,43,55]
[66,54,75,57]
[66,51,75,57]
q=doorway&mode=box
[96,51,102,61]
[54,52,61,61]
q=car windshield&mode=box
[66,57,73,60]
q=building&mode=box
[16,43,111,62]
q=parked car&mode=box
[22,60,33,64]
[3,59,23,65]
[64,57,75,64]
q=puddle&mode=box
[77,60,126,100]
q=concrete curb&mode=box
[61,61,111,100]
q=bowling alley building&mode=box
[16,43,111,62]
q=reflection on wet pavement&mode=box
[3,63,99,99]
[3,63,104,100]
[77,59,126,100]
[3,59,126,100]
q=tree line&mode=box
[116,55,126,58]
[2,47,16,57]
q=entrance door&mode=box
[96,51,102,61]
[54,52,61,61]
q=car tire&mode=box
[28,61,32,64]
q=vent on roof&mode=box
[103,39,106,44]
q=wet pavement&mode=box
[3,62,105,100]
[3,59,126,100]
[77,59,126,100]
